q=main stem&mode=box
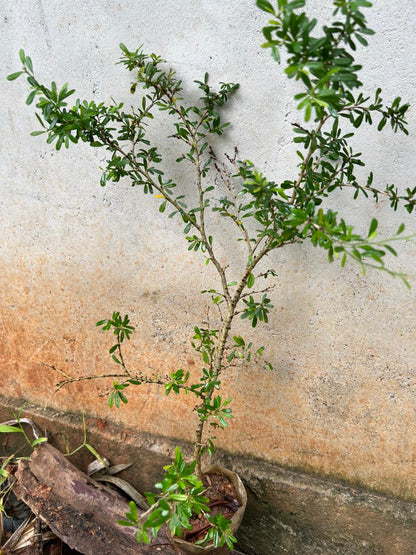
[193,238,272,478]
[192,303,236,479]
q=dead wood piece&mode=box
[12,443,178,555]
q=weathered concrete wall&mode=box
[1,0,416,506]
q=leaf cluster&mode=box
[119,447,234,549]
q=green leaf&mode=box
[247,273,255,288]
[227,352,235,363]
[233,335,245,347]
[169,493,188,502]
[7,71,24,81]
[355,33,368,47]
[31,437,48,447]
[367,218,378,239]
[304,102,312,122]
[384,245,397,257]
[256,0,275,14]
[0,425,22,433]
[159,200,167,213]
[118,519,135,527]
[287,0,306,8]
[26,90,37,105]
[397,223,405,235]
[128,500,138,522]
[24,56,33,73]
[118,391,128,404]
[140,528,150,544]
[377,117,387,131]
[355,0,373,7]
[85,443,107,466]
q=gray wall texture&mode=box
[1,0,416,501]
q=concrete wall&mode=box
[1,0,415,503]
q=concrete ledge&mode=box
[1,396,415,555]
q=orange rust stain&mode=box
[2,262,416,501]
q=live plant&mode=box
[8,0,415,549]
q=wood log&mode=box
[12,442,179,555]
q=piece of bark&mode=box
[12,443,179,555]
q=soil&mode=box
[181,472,241,544]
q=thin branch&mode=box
[290,116,328,203]
[43,363,191,395]
[116,331,133,378]
[240,283,276,300]
[211,148,252,253]
[167,95,233,306]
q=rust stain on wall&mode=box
[1,247,416,503]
